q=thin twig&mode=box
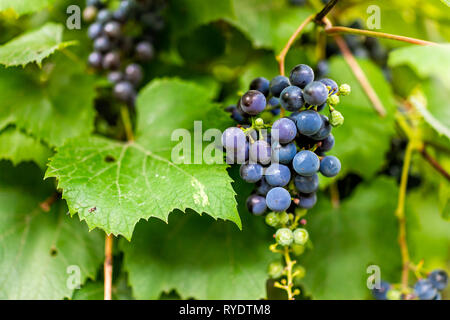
[325,26,438,46]
[420,146,450,181]
[120,105,135,142]
[395,142,413,292]
[314,0,339,23]
[283,246,295,300]
[39,192,60,212]
[104,234,113,300]
[276,14,315,76]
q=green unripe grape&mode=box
[265,212,280,227]
[293,228,309,245]
[278,212,290,225]
[386,289,402,300]
[330,109,344,127]
[254,118,264,127]
[268,261,285,279]
[291,244,305,256]
[339,84,351,96]
[327,94,340,106]
[293,265,306,280]
[275,228,294,246]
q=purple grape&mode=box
[272,142,296,164]
[298,192,317,209]
[249,140,271,165]
[256,178,273,196]
[114,81,136,103]
[240,163,263,183]
[319,78,338,95]
[102,51,121,70]
[280,86,304,111]
[135,41,154,61]
[221,127,246,150]
[296,110,323,136]
[249,77,270,96]
[246,195,267,215]
[125,63,143,86]
[319,156,341,177]
[240,90,266,115]
[269,76,290,98]
[265,164,291,187]
[293,150,320,176]
[303,81,329,106]
[294,174,319,193]
[271,118,297,144]
[319,134,335,152]
[104,21,121,38]
[289,64,314,88]
[266,187,291,212]
[94,35,111,52]
[88,51,102,69]
[88,22,103,39]
[311,115,332,140]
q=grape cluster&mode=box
[372,269,448,300]
[84,0,165,106]
[222,64,350,289]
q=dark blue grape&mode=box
[294,174,319,193]
[94,35,111,52]
[428,270,448,291]
[317,102,327,112]
[104,21,121,38]
[240,163,263,183]
[96,9,112,23]
[222,127,246,150]
[87,0,103,8]
[268,97,279,107]
[414,279,438,300]
[316,60,329,78]
[246,195,267,215]
[298,192,317,209]
[88,52,102,69]
[293,150,320,176]
[249,140,271,165]
[319,134,335,152]
[240,90,266,115]
[269,75,290,98]
[296,110,323,136]
[266,187,292,212]
[271,118,297,144]
[102,51,121,70]
[303,81,329,106]
[135,41,154,61]
[280,86,304,111]
[371,281,391,300]
[113,81,136,103]
[88,22,103,39]
[319,78,338,95]
[226,140,249,164]
[250,77,270,96]
[289,64,314,89]
[311,115,331,140]
[272,142,296,164]
[125,63,143,85]
[256,177,273,196]
[107,71,123,84]
[265,164,291,187]
[319,155,341,177]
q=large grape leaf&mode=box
[388,44,450,89]
[0,23,76,67]
[322,57,396,184]
[0,161,103,300]
[121,166,274,300]
[0,127,51,169]
[300,177,402,299]
[46,79,240,240]
[0,57,97,147]
[0,0,56,17]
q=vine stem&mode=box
[283,246,295,300]
[420,146,450,181]
[276,14,315,76]
[120,105,135,142]
[104,234,113,300]
[324,26,438,46]
[395,141,413,292]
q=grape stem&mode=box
[104,234,113,300]
[39,191,60,212]
[120,105,135,142]
[420,146,450,181]
[395,141,413,292]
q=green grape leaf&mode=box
[322,57,396,184]
[0,0,56,17]
[301,177,402,299]
[0,127,51,169]
[0,23,76,67]
[121,212,273,300]
[388,44,450,89]
[0,57,97,147]
[228,0,314,52]
[46,79,241,240]
[0,161,103,300]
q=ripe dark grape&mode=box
[104,21,121,38]
[125,63,143,85]
[249,77,270,96]
[428,269,448,291]
[265,164,291,187]
[294,174,319,194]
[222,127,246,150]
[289,64,314,88]
[94,36,111,52]
[318,134,335,152]
[240,90,266,115]
[414,279,438,300]
[97,9,112,23]
[135,41,154,61]
[319,78,338,95]
[319,156,341,177]
[280,86,304,111]
[113,81,136,103]
[240,163,263,183]
[311,115,331,140]
[271,118,297,144]
[298,192,317,209]
[88,51,103,69]
[107,71,123,84]
[372,281,391,300]
[269,75,290,98]
[293,150,320,176]
[303,81,328,106]
[266,187,292,212]
[272,142,297,164]
[247,195,267,215]
[249,140,271,165]
[102,51,121,70]
[296,110,323,136]
[256,178,273,196]
[88,22,103,39]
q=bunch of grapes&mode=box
[83,0,165,106]
[222,63,351,291]
[373,269,448,300]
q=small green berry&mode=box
[327,94,340,106]
[386,289,402,300]
[293,228,309,245]
[255,118,264,127]
[275,228,294,246]
[265,212,280,227]
[278,212,290,225]
[339,84,351,96]
[293,265,306,280]
[291,244,305,256]
[330,109,344,127]
[268,261,285,279]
